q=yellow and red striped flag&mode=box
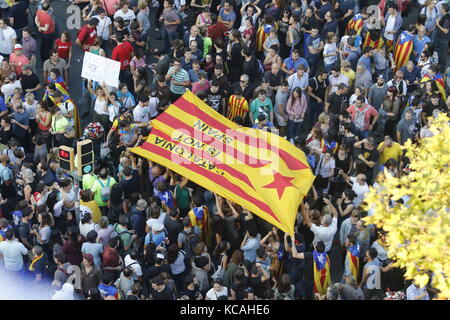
[255,22,278,52]
[346,14,364,35]
[363,31,384,50]
[393,31,413,69]
[313,251,331,295]
[385,39,394,53]
[421,73,447,101]
[347,245,360,281]
[130,90,315,235]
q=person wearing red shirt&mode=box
[9,44,30,76]
[102,238,123,278]
[54,31,73,66]
[34,2,56,62]
[207,14,228,42]
[76,18,99,52]
[111,32,134,88]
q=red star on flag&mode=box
[263,171,296,199]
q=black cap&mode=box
[89,18,99,26]
[257,114,267,122]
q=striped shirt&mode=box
[227,95,249,120]
[168,66,190,95]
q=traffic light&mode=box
[59,146,75,172]
[77,139,94,176]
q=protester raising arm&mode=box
[287,234,304,259]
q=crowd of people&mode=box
[0,0,447,300]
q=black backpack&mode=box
[108,202,123,225]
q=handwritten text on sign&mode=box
[81,52,121,88]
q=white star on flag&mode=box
[317,253,325,264]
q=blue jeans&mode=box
[307,55,320,77]
[324,61,337,73]
[287,119,303,141]
[360,130,369,139]
[164,28,179,53]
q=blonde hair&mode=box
[318,112,329,124]
[138,0,147,9]
[326,32,336,43]
[25,93,35,103]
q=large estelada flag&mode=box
[394,31,413,69]
[346,14,364,35]
[130,90,315,235]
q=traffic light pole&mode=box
[69,171,81,226]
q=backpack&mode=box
[181,230,198,260]
[98,177,111,202]
[108,203,123,225]
[112,223,132,253]
[0,164,13,186]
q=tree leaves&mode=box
[363,114,450,300]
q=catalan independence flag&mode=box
[346,244,360,281]
[130,90,315,235]
[256,23,277,53]
[363,31,384,50]
[313,251,331,295]
[189,205,211,246]
[421,73,447,101]
[43,82,82,138]
[385,39,394,53]
[346,14,364,35]
[394,31,413,69]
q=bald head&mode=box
[0,154,8,163]
[190,25,199,35]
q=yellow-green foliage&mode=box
[363,114,450,300]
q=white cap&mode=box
[156,253,165,260]
[14,44,22,50]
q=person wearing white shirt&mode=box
[79,211,99,238]
[287,65,309,94]
[406,283,430,300]
[0,229,28,272]
[133,96,150,123]
[0,18,17,57]
[328,68,349,94]
[206,279,228,300]
[1,73,21,102]
[238,3,261,33]
[124,252,143,281]
[148,95,159,119]
[302,198,338,252]
[348,174,370,208]
[93,11,113,41]
[383,11,397,42]
[146,211,167,233]
[113,3,136,30]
